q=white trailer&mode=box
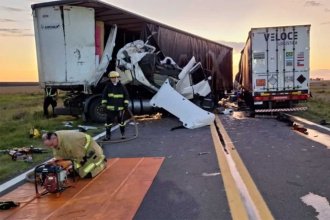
[31,0,233,128]
[237,25,310,113]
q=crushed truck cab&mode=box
[32,0,233,127]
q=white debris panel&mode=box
[150,79,215,129]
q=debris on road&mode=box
[293,123,309,135]
[134,113,162,122]
[276,113,294,126]
[198,152,210,156]
[221,109,234,115]
[202,172,221,177]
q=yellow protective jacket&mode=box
[53,130,106,178]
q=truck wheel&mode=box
[88,98,106,123]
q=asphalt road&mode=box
[2,109,329,219]
[100,112,330,220]
[101,116,231,220]
[219,113,330,220]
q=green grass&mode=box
[292,80,330,125]
[1,80,329,184]
[0,91,104,184]
[0,154,53,182]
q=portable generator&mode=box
[34,161,75,197]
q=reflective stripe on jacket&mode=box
[74,134,92,169]
[79,134,105,177]
[45,87,57,97]
[101,81,129,111]
[53,131,105,177]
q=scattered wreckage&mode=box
[31,0,233,128]
[117,39,215,129]
[0,146,47,162]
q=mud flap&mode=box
[150,79,215,129]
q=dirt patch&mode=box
[0,86,42,94]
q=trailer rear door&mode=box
[251,25,310,94]
[63,6,96,83]
[33,6,96,84]
[33,6,66,82]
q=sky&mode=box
[0,0,329,82]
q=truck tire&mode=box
[88,97,106,123]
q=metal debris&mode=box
[198,152,210,156]
[293,123,308,135]
[202,172,221,177]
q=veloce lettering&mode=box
[264,31,298,41]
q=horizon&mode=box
[1,70,330,83]
[0,0,330,82]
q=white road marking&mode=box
[301,192,330,220]
[225,152,262,220]
[202,172,220,177]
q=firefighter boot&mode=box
[120,125,126,139]
[103,126,111,141]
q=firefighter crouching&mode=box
[42,131,106,178]
[101,71,129,141]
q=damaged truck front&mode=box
[31,0,232,128]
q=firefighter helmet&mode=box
[108,71,120,78]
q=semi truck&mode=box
[31,0,233,128]
[236,25,310,113]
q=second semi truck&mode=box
[236,25,311,113]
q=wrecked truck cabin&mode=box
[31,0,233,127]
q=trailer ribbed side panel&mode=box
[239,36,252,92]
[144,24,233,93]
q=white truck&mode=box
[31,0,233,128]
[237,25,310,113]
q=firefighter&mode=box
[42,130,106,178]
[43,87,58,118]
[101,71,129,141]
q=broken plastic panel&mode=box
[93,25,117,86]
[176,60,211,99]
[150,79,215,129]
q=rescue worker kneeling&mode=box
[42,130,106,178]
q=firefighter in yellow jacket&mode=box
[101,71,129,141]
[42,130,106,178]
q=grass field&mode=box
[0,81,329,184]
[292,80,330,125]
[0,85,103,184]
